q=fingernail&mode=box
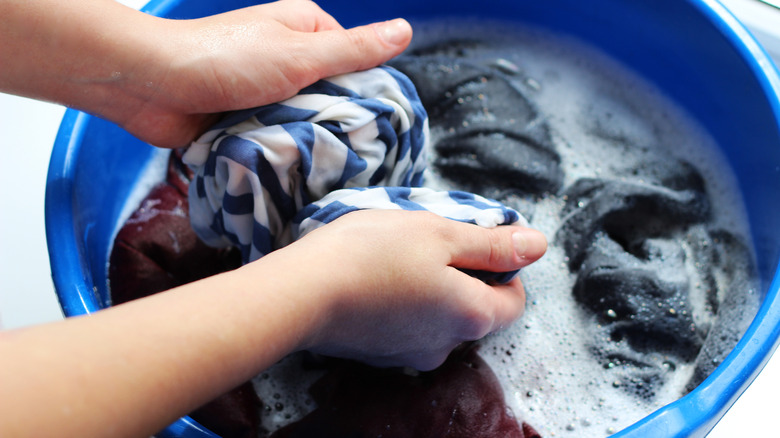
[376,18,411,46]
[513,229,547,260]
[512,231,528,256]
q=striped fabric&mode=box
[183,66,526,282]
[295,187,524,237]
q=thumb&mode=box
[449,225,548,274]
[303,18,413,77]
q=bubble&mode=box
[526,78,541,91]
[493,57,521,74]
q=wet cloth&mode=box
[183,66,525,282]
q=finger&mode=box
[365,347,453,372]
[269,0,344,32]
[485,277,527,332]
[448,223,547,273]
[299,18,413,77]
[449,273,527,340]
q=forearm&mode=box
[0,0,163,114]
[0,253,327,438]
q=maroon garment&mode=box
[108,151,241,304]
[189,382,263,438]
[272,347,541,438]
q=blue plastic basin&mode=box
[45,0,780,437]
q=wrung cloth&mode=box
[183,66,526,282]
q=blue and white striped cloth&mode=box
[183,66,526,282]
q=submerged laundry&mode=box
[551,159,760,397]
[388,23,759,435]
[270,346,541,438]
[109,150,241,305]
[389,39,563,198]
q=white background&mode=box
[0,0,778,435]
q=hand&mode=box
[0,0,412,148]
[269,210,547,370]
[99,0,413,147]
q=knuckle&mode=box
[425,213,458,243]
[344,28,374,63]
[486,229,506,267]
[458,305,495,340]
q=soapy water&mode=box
[250,19,760,437]
[105,17,761,438]
[391,19,759,436]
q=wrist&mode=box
[230,247,339,358]
[64,6,173,129]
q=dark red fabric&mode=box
[188,381,263,438]
[272,347,540,438]
[108,151,241,304]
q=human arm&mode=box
[0,210,546,438]
[0,0,412,147]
